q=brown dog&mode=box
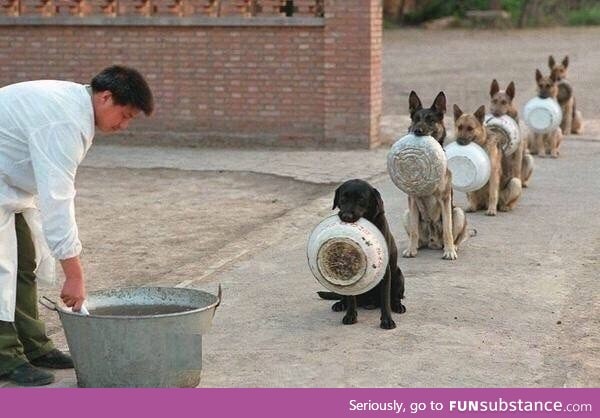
[454,104,522,215]
[489,79,534,188]
[548,55,583,135]
[528,69,564,158]
[402,91,469,260]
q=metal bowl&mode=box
[307,215,388,296]
[387,133,447,196]
[523,97,562,134]
[485,114,521,155]
[444,141,491,193]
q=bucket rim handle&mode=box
[39,296,58,311]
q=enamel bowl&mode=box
[387,133,447,196]
[307,215,388,296]
[444,141,491,193]
[523,97,562,134]
[484,114,521,155]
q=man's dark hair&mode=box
[91,65,154,115]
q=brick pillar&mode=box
[324,0,382,148]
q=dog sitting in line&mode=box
[528,69,564,158]
[489,79,534,188]
[317,179,405,330]
[402,91,469,260]
[453,104,522,215]
[548,55,583,135]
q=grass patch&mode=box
[568,7,600,26]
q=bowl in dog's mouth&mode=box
[523,97,562,134]
[307,215,388,296]
[387,133,447,196]
[444,141,491,193]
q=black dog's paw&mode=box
[342,312,357,325]
[332,301,346,312]
[380,318,396,330]
[391,300,406,314]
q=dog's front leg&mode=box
[379,267,396,330]
[402,197,420,257]
[531,133,544,156]
[441,196,457,260]
[342,296,358,325]
[486,166,500,216]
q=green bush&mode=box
[568,7,600,26]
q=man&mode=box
[0,66,153,386]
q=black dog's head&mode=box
[332,179,384,223]
[408,91,447,145]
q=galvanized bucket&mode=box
[40,286,221,388]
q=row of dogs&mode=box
[317,55,582,329]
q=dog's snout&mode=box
[339,212,358,223]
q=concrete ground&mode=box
[1,28,599,388]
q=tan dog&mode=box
[528,69,564,158]
[489,79,534,188]
[402,91,469,261]
[454,104,522,215]
[548,55,584,135]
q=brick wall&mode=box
[0,0,382,148]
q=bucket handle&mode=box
[212,284,222,318]
[39,296,58,312]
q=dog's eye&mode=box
[457,124,464,130]
[467,126,473,131]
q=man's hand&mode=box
[59,256,86,311]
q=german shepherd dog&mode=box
[317,179,406,329]
[453,104,522,215]
[548,55,583,135]
[489,79,534,188]
[402,91,469,260]
[528,69,564,158]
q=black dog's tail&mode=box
[317,291,343,300]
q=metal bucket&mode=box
[40,286,221,388]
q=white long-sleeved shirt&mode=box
[0,80,94,259]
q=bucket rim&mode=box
[55,286,221,320]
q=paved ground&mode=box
[1,28,599,388]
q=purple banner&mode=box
[1,388,597,418]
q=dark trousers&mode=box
[0,213,54,374]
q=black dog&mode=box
[317,179,406,329]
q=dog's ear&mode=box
[490,79,500,98]
[332,185,340,210]
[535,69,543,83]
[408,91,422,116]
[562,55,569,69]
[431,91,446,115]
[368,187,385,218]
[506,81,515,100]
[453,104,463,122]
[474,105,486,125]
[548,55,555,69]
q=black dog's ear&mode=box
[548,55,555,69]
[408,91,422,117]
[431,91,446,115]
[368,187,385,218]
[332,186,340,210]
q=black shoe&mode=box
[2,363,55,387]
[30,349,74,369]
